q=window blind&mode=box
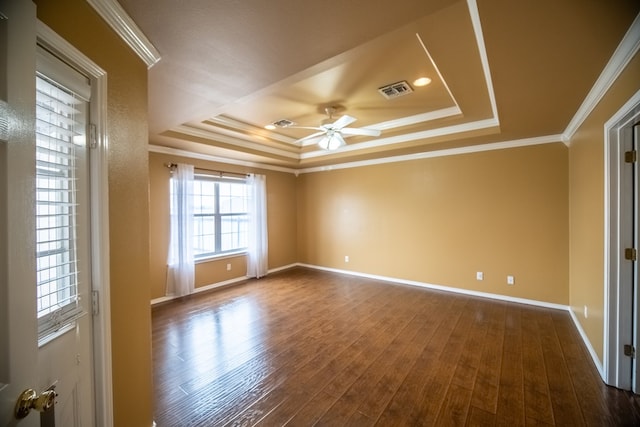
[35,71,88,339]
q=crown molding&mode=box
[299,117,500,160]
[149,134,563,176]
[297,134,563,174]
[563,12,640,145]
[148,144,298,175]
[171,125,300,159]
[86,0,161,68]
[467,0,499,123]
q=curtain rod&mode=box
[165,163,249,178]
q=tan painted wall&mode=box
[568,52,640,363]
[298,142,569,304]
[35,1,153,425]
[148,152,298,300]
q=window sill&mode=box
[195,251,247,264]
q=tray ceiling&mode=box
[117,0,639,169]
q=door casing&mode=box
[604,89,640,391]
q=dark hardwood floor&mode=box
[152,268,640,426]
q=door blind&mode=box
[35,72,88,339]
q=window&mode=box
[173,176,248,259]
[35,48,90,340]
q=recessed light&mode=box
[413,77,432,87]
[264,124,276,130]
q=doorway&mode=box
[605,90,640,392]
[0,2,112,424]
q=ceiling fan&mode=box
[292,107,381,150]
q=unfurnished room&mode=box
[2,0,640,425]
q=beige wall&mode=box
[148,152,298,300]
[35,1,153,426]
[298,143,570,304]
[568,52,640,362]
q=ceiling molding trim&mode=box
[415,33,460,112]
[367,106,462,131]
[171,125,300,159]
[300,118,500,160]
[148,144,298,174]
[563,12,640,146]
[467,0,499,123]
[85,0,161,68]
[205,116,299,145]
[298,134,564,174]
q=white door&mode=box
[0,1,95,425]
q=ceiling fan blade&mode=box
[331,115,357,130]
[340,127,381,137]
[296,131,326,143]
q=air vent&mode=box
[272,119,296,128]
[378,81,413,99]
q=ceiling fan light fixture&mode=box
[264,124,276,130]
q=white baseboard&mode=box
[568,308,605,380]
[298,263,568,311]
[151,263,299,305]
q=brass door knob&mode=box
[14,388,57,419]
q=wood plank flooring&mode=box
[152,268,640,426]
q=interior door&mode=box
[0,1,94,425]
[0,2,40,425]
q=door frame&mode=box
[36,21,114,426]
[604,88,640,391]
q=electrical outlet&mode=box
[584,305,588,318]
[226,263,231,271]
[507,275,515,285]
[476,272,483,281]
[345,255,349,263]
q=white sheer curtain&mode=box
[246,173,268,278]
[166,163,195,296]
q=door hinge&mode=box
[89,123,97,149]
[625,150,637,163]
[625,248,637,261]
[624,344,636,358]
[91,290,99,315]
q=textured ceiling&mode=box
[118,0,639,169]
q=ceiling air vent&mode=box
[272,119,296,128]
[378,81,413,99]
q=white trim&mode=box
[563,13,640,145]
[148,144,299,175]
[298,134,563,174]
[299,118,500,160]
[85,0,161,68]
[151,263,298,306]
[364,107,461,133]
[569,308,605,379]
[172,124,300,159]
[603,89,640,389]
[467,0,499,122]
[415,35,460,114]
[297,263,567,310]
[150,134,563,177]
[37,20,113,427]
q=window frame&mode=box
[176,174,249,261]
